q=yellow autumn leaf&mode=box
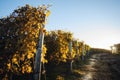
[7,63,11,69]
[27,66,32,73]
[46,10,50,17]
[27,52,34,59]
[12,58,17,63]
[22,66,25,73]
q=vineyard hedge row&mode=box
[0,5,90,80]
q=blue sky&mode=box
[0,0,120,49]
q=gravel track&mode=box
[80,53,120,80]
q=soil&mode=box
[79,53,120,80]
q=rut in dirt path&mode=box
[80,53,120,80]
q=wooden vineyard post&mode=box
[82,41,85,61]
[76,40,79,60]
[34,24,45,80]
[69,40,73,72]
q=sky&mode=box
[0,0,120,49]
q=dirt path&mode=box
[80,53,120,80]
